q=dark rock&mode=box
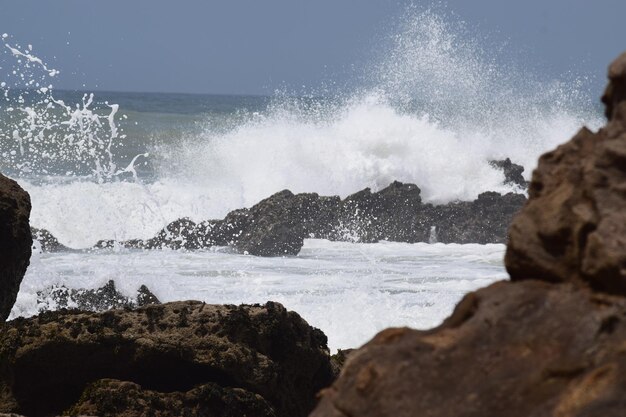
[67,379,276,417]
[311,281,626,417]
[489,158,529,188]
[427,191,528,244]
[145,217,199,250]
[0,301,333,417]
[36,280,160,313]
[0,173,32,321]
[506,52,626,295]
[31,227,68,252]
[137,285,160,307]
[128,181,525,255]
[334,181,427,243]
[234,190,308,256]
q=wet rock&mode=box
[427,191,527,244]
[0,301,333,417]
[334,181,427,243]
[145,217,199,250]
[67,379,276,417]
[311,281,626,417]
[234,190,309,256]
[31,227,68,252]
[506,52,626,295]
[489,158,529,188]
[0,173,32,321]
[36,280,160,313]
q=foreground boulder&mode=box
[0,301,333,417]
[506,52,626,295]
[312,280,626,417]
[0,174,31,321]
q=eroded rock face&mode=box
[312,281,626,417]
[0,174,32,321]
[506,52,626,294]
[0,301,333,417]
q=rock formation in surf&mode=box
[309,52,626,417]
[0,301,333,417]
[0,173,32,321]
[72,174,526,256]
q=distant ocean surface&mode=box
[1,9,604,351]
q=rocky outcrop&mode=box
[0,301,333,417]
[311,281,626,417]
[0,174,32,321]
[87,181,524,256]
[36,280,160,313]
[309,53,626,417]
[506,52,626,295]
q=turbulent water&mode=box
[0,9,603,351]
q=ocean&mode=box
[1,10,603,351]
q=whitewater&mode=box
[0,9,602,351]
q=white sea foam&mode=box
[12,240,508,351]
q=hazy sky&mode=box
[1,0,625,95]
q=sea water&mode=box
[0,9,603,351]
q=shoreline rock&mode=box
[0,174,32,321]
[0,301,333,417]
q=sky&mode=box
[1,0,625,96]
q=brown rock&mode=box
[67,379,276,417]
[0,301,333,417]
[506,53,626,294]
[0,173,32,321]
[311,280,626,417]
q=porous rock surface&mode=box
[0,301,333,417]
[310,52,626,417]
[0,173,31,321]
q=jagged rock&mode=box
[0,173,31,321]
[67,379,276,417]
[118,181,524,255]
[506,52,626,295]
[0,301,333,417]
[489,158,528,188]
[31,227,68,252]
[311,281,626,417]
[36,280,160,313]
